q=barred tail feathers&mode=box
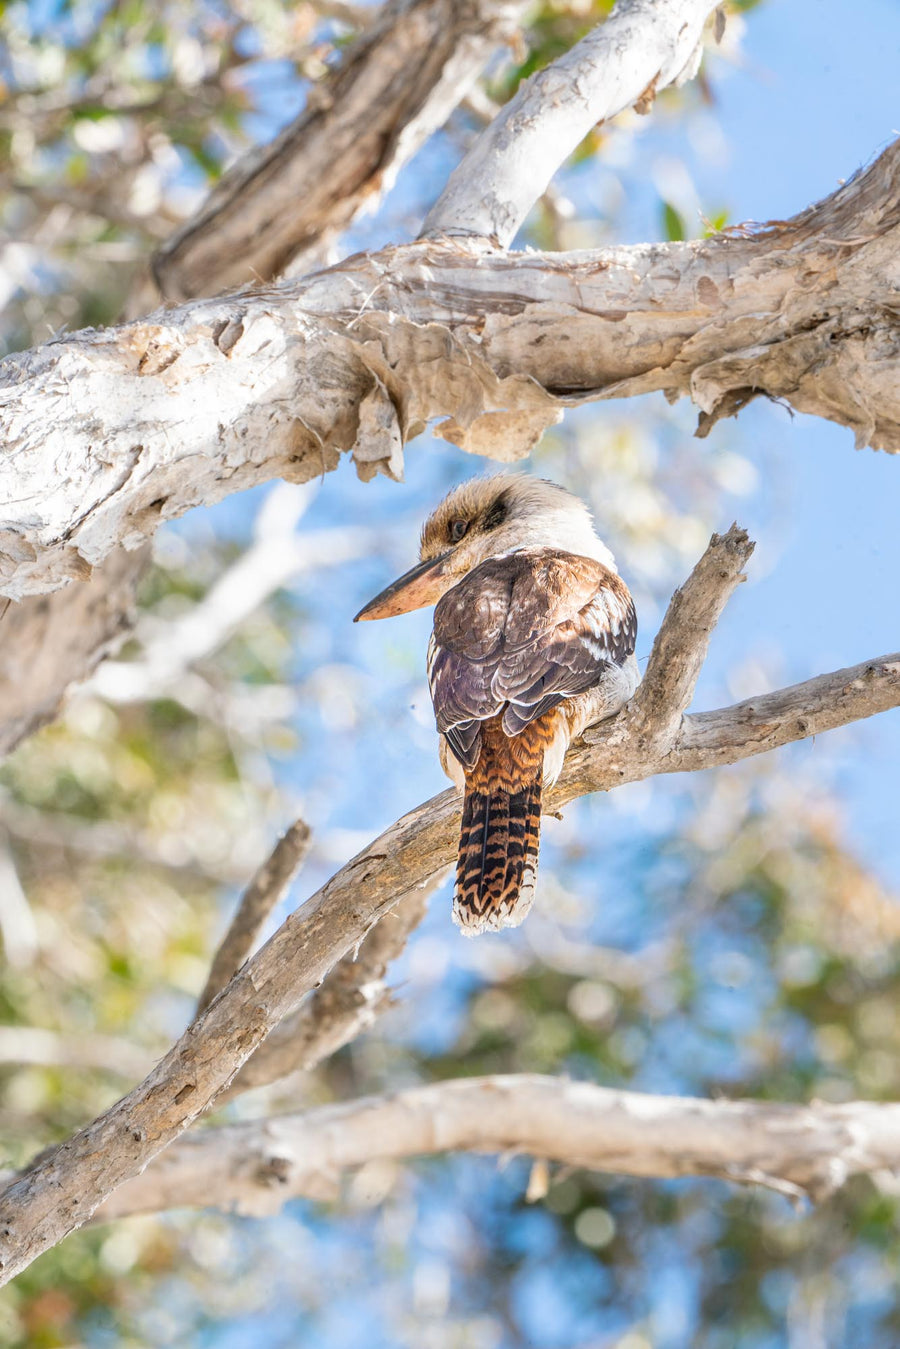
[452,776,542,935]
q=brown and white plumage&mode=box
[355,475,639,935]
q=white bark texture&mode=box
[0,0,528,745]
[85,1075,900,1222]
[2,139,898,612]
[152,0,531,299]
[423,0,719,242]
[0,530,898,1284]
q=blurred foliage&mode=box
[493,0,616,94]
[0,0,344,352]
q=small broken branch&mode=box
[197,819,312,1016]
[626,523,755,751]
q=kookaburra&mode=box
[355,475,638,935]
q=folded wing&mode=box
[428,548,637,769]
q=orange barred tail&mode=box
[452,777,542,935]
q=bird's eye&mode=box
[449,519,469,543]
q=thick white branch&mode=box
[0,525,898,1284]
[3,140,898,605]
[423,0,719,242]
[85,1075,900,1221]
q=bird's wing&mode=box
[429,549,636,766]
[426,563,511,769]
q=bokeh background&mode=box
[1,0,900,1345]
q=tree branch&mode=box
[224,882,434,1097]
[82,1075,900,1222]
[423,0,719,243]
[0,547,148,755]
[85,486,374,705]
[626,523,754,751]
[662,654,900,773]
[197,820,312,1016]
[1,529,898,1283]
[0,1027,151,1081]
[151,0,530,300]
[4,140,898,605]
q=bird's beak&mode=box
[354,551,454,621]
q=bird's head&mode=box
[354,474,612,621]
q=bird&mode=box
[354,474,638,936]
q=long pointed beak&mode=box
[354,551,453,621]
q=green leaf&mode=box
[662,201,685,241]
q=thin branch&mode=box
[86,507,373,703]
[626,523,754,750]
[152,0,530,299]
[197,820,312,1015]
[225,882,434,1097]
[1,530,899,1282]
[423,0,719,243]
[663,655,900,773]
[83,1075,900,1222]
[571,653,900,787]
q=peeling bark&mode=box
[3,141,898,610]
